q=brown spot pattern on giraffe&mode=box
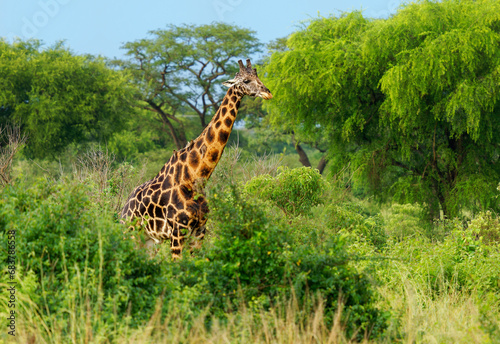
[206,126,215,143]
[218,130,229,144]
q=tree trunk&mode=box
[159,113,188,150]
[428,174,447,220]
[291,133,329,174]
[291,133,312,167]
[316,156,328,174]
[143,101,188,150]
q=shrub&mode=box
[180,183,389,339]
[321,201,387,250]
[0,179,166,330]
[244,166,327,217]
[0,124,27,187]
[380,214,500,297]
[468,211,500,245]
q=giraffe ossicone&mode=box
[121,58,273,259]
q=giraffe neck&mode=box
[189,86,243,181]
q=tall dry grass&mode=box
[8,290,363,344]
[377,266,499,344]
[73,146,146,211]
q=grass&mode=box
[378,270,498,343]
[7,273,498,343]
[8,295,357,344]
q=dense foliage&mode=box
[0,179,164,326]
[0,176,388,340]
[183,182,388,337]
[262,0,500,218]
[0,40,134,158]
[2,163,499,342]
[245,166,327,216]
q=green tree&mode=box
[262,0,500,218]
[118,23,262,150]
[238,38,330,173]
[0,40,134,158]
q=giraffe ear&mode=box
[222,78,237,87]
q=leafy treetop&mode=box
[262,0,500,218]
[0,40,134,158]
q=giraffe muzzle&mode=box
[260,91,273,100]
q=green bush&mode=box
[179,183,389,339]
[468,211,500,245]
[380,214,500,297]
[244,166,327,217]
[321,201,387,250]
[0,179,165,329]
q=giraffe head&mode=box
[222,59,273,99]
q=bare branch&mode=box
[0,125,28,187]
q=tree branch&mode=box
[142,100,183,125]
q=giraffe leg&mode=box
[170,223,185,260]
[170,237,185,260]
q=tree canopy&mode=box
[262,0,500,217]
[0,40,134,158]
[119,23,262,150]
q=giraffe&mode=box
[121,59,273,259]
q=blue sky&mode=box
[1,0,403,58]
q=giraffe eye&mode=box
[243,79,251,84]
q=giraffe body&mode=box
[121,59,272,258]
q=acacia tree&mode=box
[0,40,134,158]
[263,0,500,218]
[119,23,262,150]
